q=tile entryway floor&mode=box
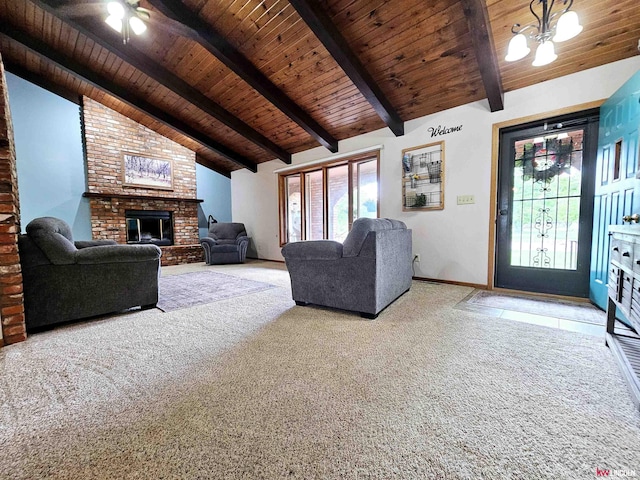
[456,289,606,337]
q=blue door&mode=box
[590,70,640,309]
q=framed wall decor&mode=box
[402,141,444,211]
[123,153,173,190]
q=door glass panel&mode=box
[285,175,301,243]
[305,170,324,240]
[511,129,584,270]
[328,165,349,242]
[353,160,378,220]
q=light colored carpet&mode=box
[1,260,639,479]
[464,289,606,325]
[157,270,276,312]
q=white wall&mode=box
[232,57,640,285]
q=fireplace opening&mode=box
[126,210,173,246]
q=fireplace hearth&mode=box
[126,210,173,246]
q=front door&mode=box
[590,70,640,310]
[495,112,599,297]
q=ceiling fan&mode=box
[49,0,191,44]
[104,0,151,44]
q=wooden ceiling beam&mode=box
[0,22,257,173]
[195,154,232,178]
[146,0,339,153]
[288,0,404,137]
[32,0,291,165]
[460,0,504,112]
[3,59,81,105]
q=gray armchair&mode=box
[18,217,162,331]
[281,218,412,319]
[201,222,249,264]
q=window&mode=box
[279,151,380,245]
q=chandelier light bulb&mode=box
[532,41,558,67]
[129,16,147,35]
[506,1,582,67]
[553,11,583,42]
[505,33,530,61]
[107,1,125,19]
[105,15,123,33]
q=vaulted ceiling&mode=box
[0,0,638,177]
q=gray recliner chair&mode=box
[200,222,249,265]
[18,217,162,331]
[281,218,413,319]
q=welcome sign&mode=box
[428,124,463,137]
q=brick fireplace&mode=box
[82,98,203,266]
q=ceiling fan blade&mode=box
[54,1,106,18]
[145,14,193,38]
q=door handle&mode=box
[499,209,508,216]
[623,213,640,223]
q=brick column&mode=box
[0,53,26,345]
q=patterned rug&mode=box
[157,270,277,312]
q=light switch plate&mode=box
[457,195,475,205]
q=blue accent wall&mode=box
[6,74,232,241]
[196,163,232,238]
[6,73,92,239]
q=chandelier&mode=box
[505,0,583,67]
[105,0,150,44]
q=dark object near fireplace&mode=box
[126,210,173,246]
[18,216,161,331]
[201,222,249,264]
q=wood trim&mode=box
[322,165,329,239]
[278,174,287,245]
[82,192,204,203]
[300,172,307,243]
[278,149,380,246]
[491,100,606,131]
[487,100,607,289]
[412,276,488,290]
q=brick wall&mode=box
[83,98,196,199]
[89,198,199,246]
[82,97,203,265]
[0,54,25,345]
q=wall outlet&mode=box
[457,195,475,205]
[414,254,421,263]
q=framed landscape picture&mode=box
[123,153,173,190]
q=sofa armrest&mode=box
[201,237,220,247]
[236,235,249,246]
[75,240,118,249]
[281,240,343,260]
[75,244,161,264]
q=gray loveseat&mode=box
[281,218,412,319]
[18,217,162,331]
[201,222,249,264]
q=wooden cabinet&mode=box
[606,226,640,410]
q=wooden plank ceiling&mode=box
[0,0,638,176]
